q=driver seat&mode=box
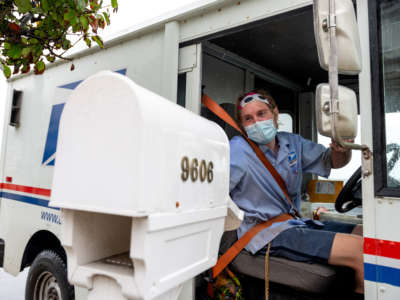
[220,230,355,298]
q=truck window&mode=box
[380,0,400,188]
[277,113,293,133]
[371,0,400,196]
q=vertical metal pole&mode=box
[325,0,367,151]
[162,21,180,103]
[328,0,342,145]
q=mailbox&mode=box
[50,71,242,300]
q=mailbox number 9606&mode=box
[181,157,213,183]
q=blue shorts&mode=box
[259,221,356,263]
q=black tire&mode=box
[25,250,74,300]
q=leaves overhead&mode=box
[0,0,119,78]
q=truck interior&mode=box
[190,4,362,300]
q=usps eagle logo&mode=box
[42,69,127,166]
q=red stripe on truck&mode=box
[0,183,51,197]
[364,237,400,260]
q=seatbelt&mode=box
[202,94,300,217]
[211,213,293,278]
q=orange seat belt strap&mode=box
[212,213,293,279]
[201,94,244,134]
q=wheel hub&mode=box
[33,271,62,300]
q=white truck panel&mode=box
[180,0,312,43]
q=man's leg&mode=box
[352,224,363,236]
[328,233,364,294]
[267,223,364,294]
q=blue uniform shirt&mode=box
[229,131,332,254]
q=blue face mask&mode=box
[245,119,277,144]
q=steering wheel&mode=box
[335,166,362,213]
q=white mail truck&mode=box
[0,0,399,299]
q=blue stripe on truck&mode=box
[0,192,60,211]
[365,263,400,287]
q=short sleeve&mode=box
[300,136,331,177]
[229,137,247,192]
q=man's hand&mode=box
[330,139,354,168]
[312,206,329,220]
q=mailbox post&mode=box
[50,71,242,300]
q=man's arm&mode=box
[330,139,353,169]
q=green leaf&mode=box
[80,15,89,31]
[28,38,39,44]
[72,23,81,32]
[4,42,11,50]
[89,1,100,10]
[34,30,47,38]
[50,11,58,21]
[14,0,33,13]
[84,37,92,48]
[8,44,23,59]
[46,55,56,63]
[62,39,71,50]
[64,10,76,22]
[111,0,118,9]
[21,47,31,58]
[103,12,110,25]
[35,61,45,74]
[91,35,103,48]
[21,64,30,74]
[76,0,87,11]
[41,0,50,13]
[71,16,79,26]
[2,64,11,79]
[32,44,43,55]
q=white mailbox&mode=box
[50,71,242,300]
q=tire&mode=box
[25,250,74,300]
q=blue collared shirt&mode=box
[229,132,331,254]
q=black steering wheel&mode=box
[335,166,362,213]
[335,143,400,213]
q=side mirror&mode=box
[313,0,362,74]
[315,83,357,139]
